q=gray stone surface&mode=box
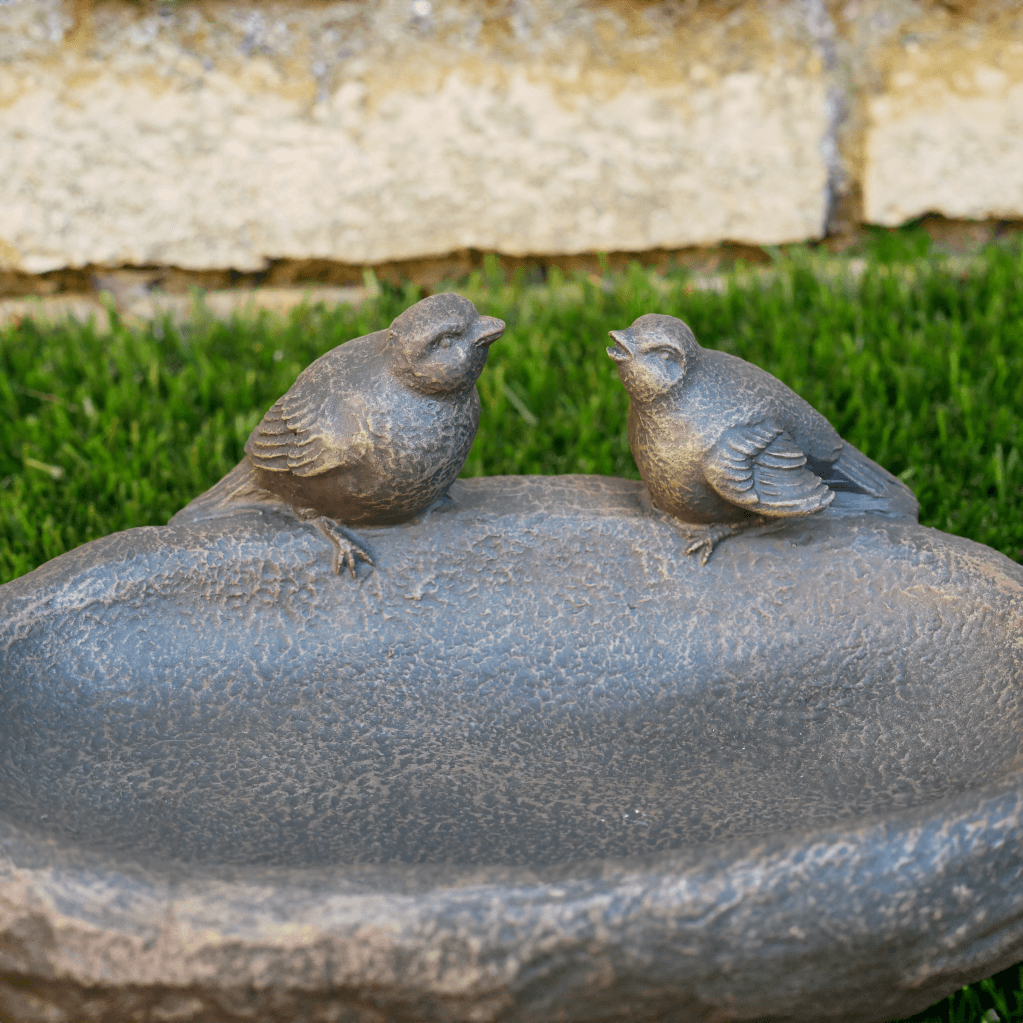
[1,474,1023,1022]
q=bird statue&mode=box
[243,292,505,576]
[607,313,917,563]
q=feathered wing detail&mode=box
[245,386,365,478]
[706,422,835,518]
[244,396,299,472]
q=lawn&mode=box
[1,226,1022,1021]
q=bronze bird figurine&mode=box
[607,314,916,563]
[245,293,505,576]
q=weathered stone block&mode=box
[862,5,1023,225]
[4,0,1023,280]
[0,0,830,273]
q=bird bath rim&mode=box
[3,760,1023,1023]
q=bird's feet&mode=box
[301,513,375,578]
[408,491,456,524]
[678,517,766,566]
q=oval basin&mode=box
[1,473,1022,1023]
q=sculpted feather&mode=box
[607,314,917,563]
[244,293,505,576]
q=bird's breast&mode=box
[628,406,743,524]
[337,394,479,524]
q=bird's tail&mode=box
[817,444,920,519]
[169,456,289,526]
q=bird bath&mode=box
[2,473,1023,1023]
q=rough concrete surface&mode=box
[861,4,1023,225]
[1,0,833,273]
[2,0,1021,280]
[2,474,1023,1022]
[3,0,1023,282]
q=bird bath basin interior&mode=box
[2,474,1023,1023]
[3,574,1020,874]
[6,605,1012,872]
[2,474,1020,871]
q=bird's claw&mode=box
[305,515,375,579]
[408,491,456,524]
[684,536,716,566]
[678,518,766,565]
[332,541,374,579]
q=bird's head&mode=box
[389,293,505,394]
[607,314,700,403]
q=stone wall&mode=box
[0,0,1021,285]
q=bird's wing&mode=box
[246,385,366,477]
[705,422,834,518]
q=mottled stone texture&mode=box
[0,0,831,274]
[2,474,1023,1022]
[1,0,1021,281]
[858,2,1023,225]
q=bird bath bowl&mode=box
[2,474,1023,1023]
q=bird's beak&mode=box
[607,328,635,362]
[475,316,505,348]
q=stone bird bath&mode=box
[2,472,1023,1022]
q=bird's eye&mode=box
[435,334,454,350]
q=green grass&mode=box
[900,964,1023,1023]
[3,231,1021,583]
[1,228,1023,1020]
